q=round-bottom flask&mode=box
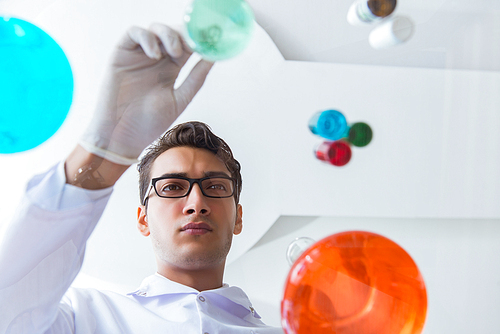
[281,231,427,334]
[184,0,255,61]
[308,110,348,141]
[347,122,373,147]
[0,17,73,153]
[315,141,352,166]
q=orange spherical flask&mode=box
[281,231,427,334]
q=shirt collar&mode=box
[127,273,260,318]
[128,273,234,297]
[128,273,199,297]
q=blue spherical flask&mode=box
[0,17,73,153]
[308,110,348,141]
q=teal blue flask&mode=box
[0,17,73,153]
[308,110,348,141]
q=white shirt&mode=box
[0,163,283,334]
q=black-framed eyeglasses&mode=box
[142,176,236,205]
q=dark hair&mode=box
[137,121,242,205]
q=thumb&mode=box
[174,60,214,111]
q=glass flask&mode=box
[309,110,348,141]
[0,17,73,153]
[347,0,397,25]
[282,231,427,334]
[315,141,352,167]
[347,122,373,147]
[184,0,255,61]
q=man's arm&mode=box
[66,24,213,189]
[65,145,129,189]
[0,161,113,334]
[0,23,213,334]
[78,23,214,167]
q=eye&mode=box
[202,178,233,197]
[155,179,188,196]
[162,183,183,192]
[207,183,227,191]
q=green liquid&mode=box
[348,122,373,147]
[185,0,255,61]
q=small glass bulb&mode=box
[348,122,373,147]
[308,110,348,141]
[315,141,352,167]
[286,237,316,266]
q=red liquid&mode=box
[282,231,427,334]
[315,141,352,166]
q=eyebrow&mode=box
[156,171,231,179]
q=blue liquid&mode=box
[0,17,73,153]
[308,110,348,141]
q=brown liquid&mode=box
[368,0,397,18]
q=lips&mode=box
[181,222,213,235]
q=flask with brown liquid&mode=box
[347,0,397,25]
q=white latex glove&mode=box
[80,23,214,165]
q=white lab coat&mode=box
[0,163,283,334]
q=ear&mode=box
[137,205,150,237]
[233,204,243,235]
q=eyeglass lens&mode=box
[154,178,234,198]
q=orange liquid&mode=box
[282,231,427,334]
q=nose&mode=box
[182,182,211,216]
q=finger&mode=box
[171,24,195,54]
[169,24,193,52]
[174,59,214,111]
[149,23,189,60]
[119,26,162,60]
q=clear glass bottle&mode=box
[369,16,414,49]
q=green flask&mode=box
[184,0,255,61]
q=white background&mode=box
[0,0,499,332]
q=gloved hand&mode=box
[80,23,214,165]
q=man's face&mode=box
[137,146,242,271]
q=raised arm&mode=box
[0,24,213,334]
[69,23,214,188]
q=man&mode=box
[136,121,244,293]
[0,23,283,333]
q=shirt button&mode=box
[198,296,206,302]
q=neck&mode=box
[156,261,226,291]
